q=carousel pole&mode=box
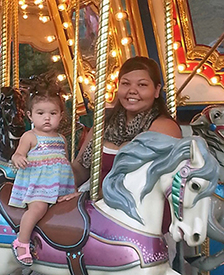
[164,1,184,273]
[0,0,11,89]
[71,0,80,163]
[90,0,110,201]
[12,0,19,89]
[164,0,177,119]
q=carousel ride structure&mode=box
[0,1,224,274]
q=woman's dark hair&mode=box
[26,81,65,113]
[106,56,172,123]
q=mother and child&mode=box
[8,56,182,266]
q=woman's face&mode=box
[118,70,161,121]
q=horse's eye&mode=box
[191,182,201,191]
[214,112,221,119]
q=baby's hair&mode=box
[27,81,65,113]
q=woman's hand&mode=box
[57,192,81,202]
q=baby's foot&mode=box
[16,246,33,265]
[12,238,33,266]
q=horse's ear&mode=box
[190,139,205,168]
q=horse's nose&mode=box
[192,217,203,242]
[193,233,200,242]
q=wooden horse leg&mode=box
[66,249,88,275]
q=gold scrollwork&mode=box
[175,0,224,71]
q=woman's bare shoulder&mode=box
[149,116,182,138]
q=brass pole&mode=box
[71,0,80,162]
[90,0,110,201]
[0,0,10,88]
[177,32,224,96]
[164,0,177,119]
[12,0,19,89]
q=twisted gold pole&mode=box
[7,0,12,84]
[0,0,10,88]
[12,0,19,89]
[71,0,80,162]
[164,0,176,119]
[90,0,110,201]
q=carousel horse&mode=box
[186,105,224,271]
[0,131,219,275]
[0,87,25,184]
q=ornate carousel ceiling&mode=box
[0,0,224,110]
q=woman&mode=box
[58,56,181,202]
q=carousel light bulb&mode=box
[115,12,127,21]
[23,13,28,19]
[41,16,50,23]
[178,63,186,72]
[110,74,116,81]
[57,74,66,81]
[58,4,67,11]
[46,35,56,42]
[173,41,181,50]
[38,4,44,9]
[19,1,25,5]
[63,94,71,101]
[63,22,69,29]
[21,4,28,10]
[110,50,117,57]
[196,66,204,73]
[115,70,119,77]
[78,76,84,83]
[211,75,220,84]
[84,78,89,85]
[90,85,96,92]
[107,84,112,90]
[121,36,132,46]
[34,0,43,5]
[67,39,74,46]
[51,55,61,62]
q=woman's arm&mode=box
[71,127,93,187]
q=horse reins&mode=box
[165,160,197,221]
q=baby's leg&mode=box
[16,201,48,264]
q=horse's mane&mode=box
[103,132,219,224]
[190,105,224,181]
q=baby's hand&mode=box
[12,154,28,169]
[57,192,81,202]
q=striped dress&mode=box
[9,134,75,208]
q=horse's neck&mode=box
[97,163,167,235]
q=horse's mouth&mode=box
[178,226,184,239]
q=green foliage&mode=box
[19,44,64,78]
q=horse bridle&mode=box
[165,160,197,221]
[204,107,224,139]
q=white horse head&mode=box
[102,132,219,247]
[167,140,212,246]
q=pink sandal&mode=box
[12,238,33,266]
